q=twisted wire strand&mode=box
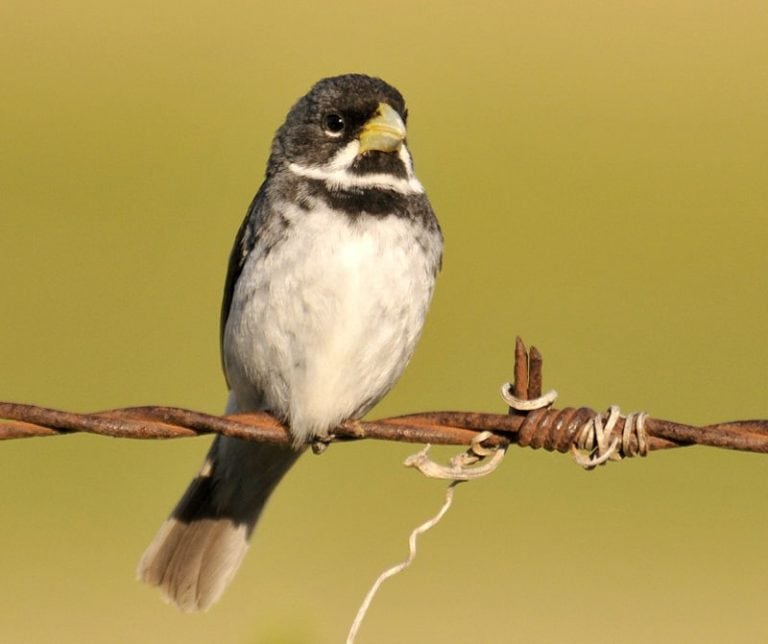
[2,402,768,455]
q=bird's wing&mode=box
[219,184,268,383]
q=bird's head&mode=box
[269,74,422,195]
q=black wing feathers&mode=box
[219,186,267,381]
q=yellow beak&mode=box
[358,103,406,154]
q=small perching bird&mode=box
[138,74,443,611]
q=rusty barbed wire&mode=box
[2,339,767,459]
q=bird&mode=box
[137,73,443,612]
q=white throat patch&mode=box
[288,140,424,195]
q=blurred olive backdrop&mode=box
[1,1,767,643]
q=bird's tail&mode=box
[137,433,303,611]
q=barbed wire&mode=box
[2,339,767,462]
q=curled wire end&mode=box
[404,431,507,481]
[500,384,558,411]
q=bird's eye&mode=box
[323,113,345,136]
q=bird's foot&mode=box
[311,431,333,455]
[310,419,366,454]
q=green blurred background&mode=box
[1,1,766,642]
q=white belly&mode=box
[223,203,440,443]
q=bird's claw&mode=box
[311,433,333,455]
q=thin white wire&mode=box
[346,481,461,644]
